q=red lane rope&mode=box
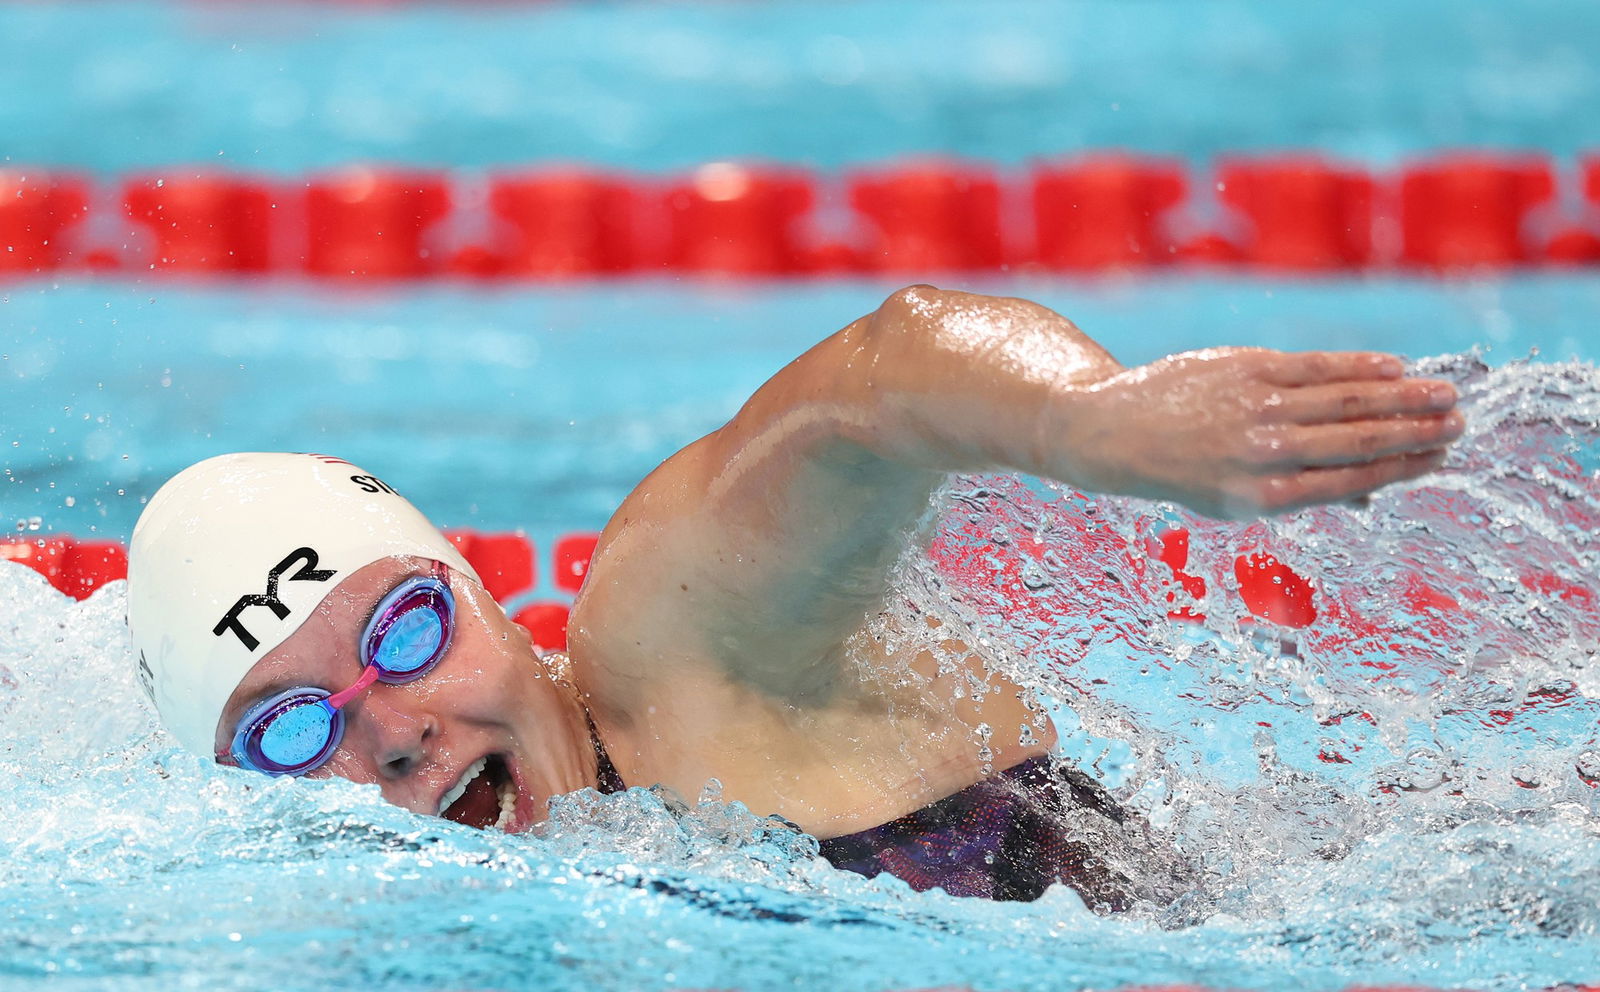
[3,152,1598,280]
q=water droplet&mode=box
[1575,751,1600,783]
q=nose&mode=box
[359,691,436,780]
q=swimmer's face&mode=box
[214,556,597,832]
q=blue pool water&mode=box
[3,0,1599,171]
[5,276,1598,539]
[5,1,1600,990]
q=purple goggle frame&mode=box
[223,566,455,776]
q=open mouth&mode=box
[437,753,518,831]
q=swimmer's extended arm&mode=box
[572,286,1462,691]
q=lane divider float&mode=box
[3,152,1598,281]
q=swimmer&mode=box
[126,286,1465,907]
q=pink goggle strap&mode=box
[325,664,382,709]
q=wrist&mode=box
[1029,372,1128,494]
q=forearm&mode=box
[722,283,1461,518]
[828,284,1124,481]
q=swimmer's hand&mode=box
[1050,348,1464,518]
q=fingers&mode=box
[1254,450,1449,514]
[1260,351,1406,387]
[1246,411,1466,468]
[1275,379,1458,425]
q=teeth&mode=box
[493,778,518,831]
[437,757,487,815]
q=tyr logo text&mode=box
[212,547,335,651]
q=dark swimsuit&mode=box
[590,732,1144,909]
[591,727,627,795]
[817,756,1143,908]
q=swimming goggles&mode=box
[225,567,455,777]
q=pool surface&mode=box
[3,2,1600,990]
[4,337,1599,991]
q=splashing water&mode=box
[898,353,1600,952]
[2,354,1598,992]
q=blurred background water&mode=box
[3,0,1598,171]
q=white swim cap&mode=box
[127,452,479,759]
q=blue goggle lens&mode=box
[362,577,453,685]
[371,602,446,677]
[233,689,342,775]
[256,700,338,768]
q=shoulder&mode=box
[564,433,720,683]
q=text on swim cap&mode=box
[349,474,398,495]
[135,651,156,705]
[212,547,335,652]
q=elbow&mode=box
[861,284,957,369]
[869,284,950,337]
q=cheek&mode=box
[312,745,378,785]
[438,631,529,706]
[424,667,516,725]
